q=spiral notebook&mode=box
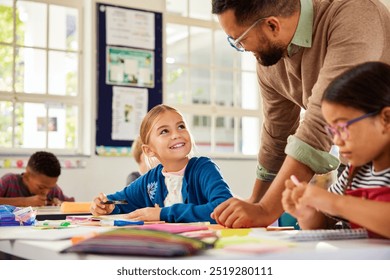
[286,228,369,242]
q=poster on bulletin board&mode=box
[95,4,163,156]
[106,46,155,88]
[111,86,148,141]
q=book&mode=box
[285,228,369,242]
[61,228,210,257]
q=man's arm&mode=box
[212,155,315,228]
[247,180,271,203]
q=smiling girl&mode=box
[91,104,233,223]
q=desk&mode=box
[1,226,389,260]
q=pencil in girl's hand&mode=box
[101,200,128,205]
[290,175,301,186]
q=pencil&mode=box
[101,200,128,205]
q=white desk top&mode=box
[1,226,390,260]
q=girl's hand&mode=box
[282,178,317,220]
[126,204,161,221]
[282,179,300,217]
[298,185,335,215]
[90,193,115,216]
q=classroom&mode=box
[1,0,390,273]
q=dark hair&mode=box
[27,151,61,178]
[211,0,300,25]
[322,62,390,113]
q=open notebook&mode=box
[284,228,369,242]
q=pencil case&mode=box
[60,202,91,213]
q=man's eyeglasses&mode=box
[227,17,268,52]
[324,111,379,141]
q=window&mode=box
[0,0,82,154]
[165,0,261,157]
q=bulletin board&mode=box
[95,3,163,156]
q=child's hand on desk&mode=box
[90,192,115,216]
[126,204,161,221]
[47,197,62,206]
[25,194,47,207]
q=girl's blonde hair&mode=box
[131,135,143,164]
[139,104,195,160]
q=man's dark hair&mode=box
[211,0,300,25]
[27,151,61,178]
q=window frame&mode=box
[164,3,261,159]
[0,0,84,156]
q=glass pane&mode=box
[166,0,187,17]
[240,117,260,155]
[166,65,189,104]
[215,71,234,107]
[0,101,13,148]
[48,50,78,96]
[240,71,259,110]
[185,113,211,153]
[16,1,47,48]
[0,0,13,44]
[166,24,188,64]
[14,102,24,147]
[214,30,234,67]
[48,104,78,149]
[240,51,256,71]
[49,5,78,51]
[189,0,211,20]
[215,116,234,153]
[190,27,211,65]
[190,68,210,105]
[66,105,78,149]
[20,102,46,148]
[15,47,46,94]
[0,45,13,91]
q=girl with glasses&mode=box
[282,62,390,238]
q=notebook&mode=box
[285,228,369,242]
[62,228,210,257]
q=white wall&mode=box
[63,157,257,201]
[0,0,258,203]
[0,157,257,202]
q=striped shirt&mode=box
[329,163,390,195]
[0,173,74,202]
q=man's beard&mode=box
[254,41,285,66]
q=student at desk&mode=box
[0,151,75,207]
[282,62,390,238]
[91,104,233,223]
[126,135,159,185]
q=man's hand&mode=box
[211,197,267,228]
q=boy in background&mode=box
[126,135,159,185]
[0,151,74,207]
